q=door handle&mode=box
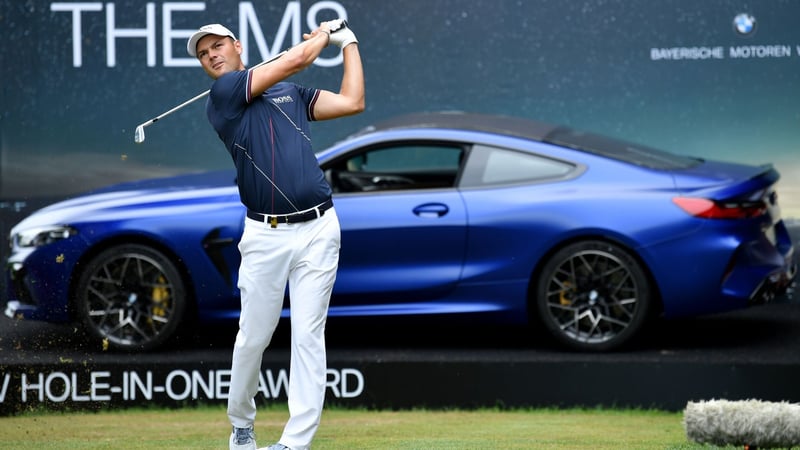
[413,203,449,218]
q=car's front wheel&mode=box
[74,244,187,352]
[535,240,652,351]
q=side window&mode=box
[459,144,576,188]
[325,143,464,193]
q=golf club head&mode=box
[134,125,145,144]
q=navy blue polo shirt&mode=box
[206,69,332,215]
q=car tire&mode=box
[74,244,187,352]
[535,240,652,351]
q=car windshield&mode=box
[545,127,701,170]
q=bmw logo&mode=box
[733,13,757,36]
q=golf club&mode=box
[133,19,351,144]
[133,50,287,144]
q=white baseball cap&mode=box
[187,24,237,57]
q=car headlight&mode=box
[13,225,77,248]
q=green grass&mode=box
[0,405,742,449]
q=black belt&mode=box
[247,199,333,227]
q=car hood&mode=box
[86,170,237,194]
[12,170,240,232]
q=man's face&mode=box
[195,35,244,79]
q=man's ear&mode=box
[234,39,243,55]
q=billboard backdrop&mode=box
[3,0,800,216]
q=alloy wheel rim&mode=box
[84,253,175,347]
[545,249,639,344]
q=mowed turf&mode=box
[0,405,743,449]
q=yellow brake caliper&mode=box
[559,281,574,306]
[151,275,170,319]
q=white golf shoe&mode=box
[230,426,256,450]
[263,444,289,450]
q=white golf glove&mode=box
[327,20,358,48]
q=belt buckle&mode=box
[269,216,278,228]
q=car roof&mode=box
[354,111,699,170]
[361,111,561,143]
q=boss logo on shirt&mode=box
[272,96,294,104]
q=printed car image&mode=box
[5,112,796,352]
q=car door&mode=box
[323,142,468,310]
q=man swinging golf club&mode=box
[187,19,364,450]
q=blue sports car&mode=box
[5,112,797,352]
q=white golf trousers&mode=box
[227,208,340,450]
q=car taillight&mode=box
[672,197,767,219]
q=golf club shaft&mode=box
[145,89,210,126]
[135,19,350,143]
[134,50,287,143]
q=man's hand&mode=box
[303,21,333,44]
[328,20,358,49]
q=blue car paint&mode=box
[5,113,796,350]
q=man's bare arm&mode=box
[247,23,332,98]
[313,43,365,120]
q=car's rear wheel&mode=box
[535,240,652,351]
[74,244,186,352]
